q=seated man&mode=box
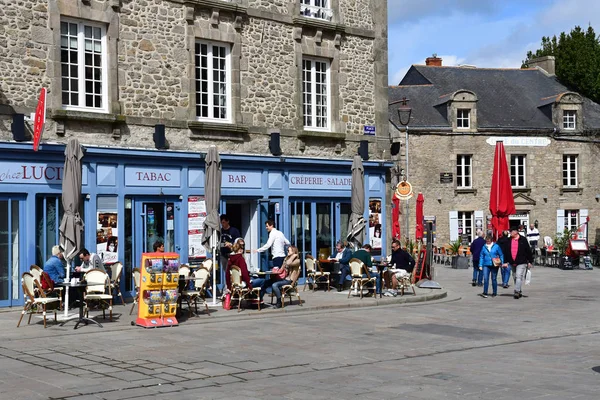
[352,244,382,295]
[386,239,415,289]
[77,248,106,273]
[43,245,66,285]
[329,241,353,292]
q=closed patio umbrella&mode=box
[59,137,85,317]
[202,145,221,305]
[490,141,516,240]
[346,155,366,249]
[415,192,424,241]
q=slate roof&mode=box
[389,65,600,131]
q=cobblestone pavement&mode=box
[0,265,598,399]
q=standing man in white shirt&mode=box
[254,220,290,268]
[527,223,540,257]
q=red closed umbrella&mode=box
[392,196,401,239]
[415,192,424,240]
[489,141,516,239]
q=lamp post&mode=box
[397,98,412,238]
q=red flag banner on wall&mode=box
[33,87,47,152]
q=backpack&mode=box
[40,271,54,292]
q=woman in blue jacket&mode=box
[478,234,504,298]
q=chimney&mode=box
[425,54,442,67]
[527,55,555,76]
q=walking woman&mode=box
[478,234,504,298]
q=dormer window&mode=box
[563,110,576,130]
[457,109,470,129]
[300,0,333,21]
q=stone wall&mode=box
[394,129,600,245]
[0,0,389,160]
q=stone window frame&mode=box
[456,154,473,189]
[48,4,120,115]
[302,56,331,131]
[449,90,477,133]
[59,18,109,113]
[562,153,578,188]
[510,154,527,189]
[193,39,233,123]
[186,9,243,127]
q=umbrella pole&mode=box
[64,260,71,317]
[208,235,219,306]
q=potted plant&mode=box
[554,228,575,269]
[447,239,469,269]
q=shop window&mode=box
[195,40,231,122]
[450,210,474,244]
[562,154,578,187]
[300,0,333,21]
[316,203,333,258]
[303,58,330,130]
[510,155,526,188]
[456,154,472,188]
[60,19,107,112]
[339,203,351,242]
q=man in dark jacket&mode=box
[470,230,485,287]
[503,228,533,299]
[352,244,382,295]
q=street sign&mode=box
[33,87,47,152]
[363,125,375,135]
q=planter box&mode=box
[451,255,470,269]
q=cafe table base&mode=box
[58,282,103,330]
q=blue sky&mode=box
[388,0,600,85]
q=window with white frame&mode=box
[303,58,330,130]
[562,154,578,187]
[510,155,526,188]
[564,209,579,232]
[458,211,474,244]
[195,41,231,122]
[457,109,470,129]
[563,110,576,130]
[60,20,107,111]
[300,0,333,21]
[456,155,472,188]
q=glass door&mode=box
[0,198,23,307]
[257,199,281,271]
[141,200,178,253]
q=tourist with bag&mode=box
[478,234,504,298]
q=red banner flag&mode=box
[33,87,47,152]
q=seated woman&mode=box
[225,241,253,293]
[270,245,301,308]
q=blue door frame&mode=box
[0,196,25,308]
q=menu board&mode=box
[188,196,207,259]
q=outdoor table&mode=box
[58,282,103,330]
[372,262,389,297]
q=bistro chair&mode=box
[347,258,376,299]
[229,265,261,312]
[129,268,141,315]
[272,263,303,309]
[83,269,113,321]
[180,266,211,317]
[17,272,60,328]
[109,262,125,305]
[398,272,416,296]
[30,264,63,310]
[303,255,330,292]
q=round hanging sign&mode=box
[395,181,413,200]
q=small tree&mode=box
[554,228,576,256]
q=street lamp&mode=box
[397,98,412,237]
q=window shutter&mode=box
[556,209,565,234]
[579,209,589,240]
[449,211,459,241]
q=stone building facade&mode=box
[389,56,600,247]
[0,0,389,158]
[0,0,391,307]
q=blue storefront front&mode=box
[0,142,391,308]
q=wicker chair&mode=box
[303,255,330,292]
[109,262,125,305]
[129,268,141,315]
[398,272,416,296]
[273,264,303,308]
[83,269,113,321]
[181,266,211,317]
[17,272,60,328]
[229,265,261,312]
[347,258,376,299]
[30,264,63,310]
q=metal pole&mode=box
[405,126,410,237]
